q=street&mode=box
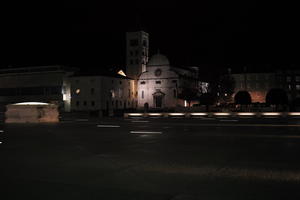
[1,117,300,199]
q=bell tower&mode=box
[126,31,149,80]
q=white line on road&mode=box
[130,131,162,134]
[97,125,120,128]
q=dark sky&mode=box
[1,0,299,72]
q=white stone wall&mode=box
[70,76,136,111]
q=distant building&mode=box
[276,69,300,102]
[232,72,277,103]
[0,65,76,112]
[68,73,136,113]
[232,69,300,103]
[137,53,207,109]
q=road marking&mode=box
[97,125,120,128]
[130,131,162,134]
[131,121,149,123]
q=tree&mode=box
[199,93,216,111]
[234,91,252,105]
[266,88,288,106]
[178,88,198,107]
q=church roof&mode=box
[148,53,170,66]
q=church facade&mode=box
[126,31,208,109]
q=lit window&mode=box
[75,89,80,94]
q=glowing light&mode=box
[148,113,163,116]
[12,102,50,106]
[237,112,256,116]
[168,113,185,116]
[75,89,80,94]
[288,112,300,116]
[0,142,2,144]
[130,131,162,134]
[262,112,281,116]
[128,113,143,116]
[97,125,120,128]
[190,113,208,116]
[184,100,188,107]
[117,70,126,77]
[0,130,4,133]
[213,113,231,116]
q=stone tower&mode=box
[126,31,149,80]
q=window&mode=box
[135,50,139,56]
[173,89,177,98]
[296,76,300,82]
[130,39,138,46]
[135,59,139,64]
[140,81,146,85]
[76,101,80,107]
[91,101,95,106]
[83,101,87,106]
[143,40,147,47]
[287,76,292,82]
[142,91,144,99]
[156,81,161,84]
[91,88,95,95]
[296,85,300,90]
[288,84,292,90]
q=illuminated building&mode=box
[137,53,207,109]
[68,72,136,113]
[0,65,76,112]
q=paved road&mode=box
[1,118,300,199]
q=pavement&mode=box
[1,117,300,199]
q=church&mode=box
[126,31,208,109]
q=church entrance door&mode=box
[152,90,165,108]
[155,95,163,108]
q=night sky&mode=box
[1,1,299,73]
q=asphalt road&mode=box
[1,117,300,200]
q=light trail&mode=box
[130,131,162,134]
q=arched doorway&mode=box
[152,90,165,108]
